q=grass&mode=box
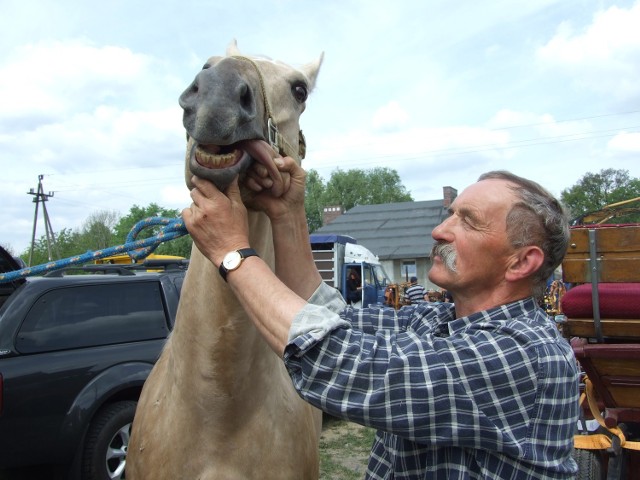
[319,415,376,480]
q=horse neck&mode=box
[169,211,277,381]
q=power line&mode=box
[308,109,640,154]
[307,124,640,171]
[19,110,640,200]
[34,110,640,184]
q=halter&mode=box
[231,56,306,161]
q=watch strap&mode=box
[218,248,258,281]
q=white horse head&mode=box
[180,40,323,195]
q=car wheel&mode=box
[82,401,137,480]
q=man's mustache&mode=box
[431,242,457,273]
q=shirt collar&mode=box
[446,296,539,336]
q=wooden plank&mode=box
[584,358,640,377]
[602,385,640,408]
[572,343,640,408]
[563,258,640,283]
[564,318,640,339]
[563,226,640,282]
[566,226,640,255]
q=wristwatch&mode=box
[218,248,258,281]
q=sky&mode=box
[2,0,640,255]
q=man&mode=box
[183,149,579,479]
[405,276,427,304]
[346,268,362,306]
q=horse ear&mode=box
[300,52,324,91]
[226,39,241,56]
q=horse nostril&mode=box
[179,80,199,109]
[238,82,252,111]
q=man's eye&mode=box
[462,216,475,227]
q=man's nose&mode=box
[432,216,453,241]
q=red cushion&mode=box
[562,283,640,318]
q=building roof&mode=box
[313,200,449,260]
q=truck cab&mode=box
[310,234,391,307]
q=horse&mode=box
[127,40,323,479]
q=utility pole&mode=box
[27,174,59,266]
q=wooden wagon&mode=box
[562,224,640,479]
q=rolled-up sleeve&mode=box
[287,282,349,344]
[307,281,347,312]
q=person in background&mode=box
[346,268,362,306]
[404,276,427,304]
[183,147,579,479]
[441,289,454,303]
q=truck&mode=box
[310,233,391,307]
[0,246,187,479]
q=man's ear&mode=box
[505,246,544,282]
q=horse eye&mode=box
[202,63,211,70]
[292,83,308,103]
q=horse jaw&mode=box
[183,137,279,198]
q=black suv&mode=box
[0,247,186,479]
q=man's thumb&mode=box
[225,176,242,200]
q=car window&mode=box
[170,274,185,295]
[16,281,170,353]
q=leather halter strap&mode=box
[230,55,306,161]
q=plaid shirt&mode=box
[284,283,579,479]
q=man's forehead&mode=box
[452,179,516,212]
[454,178,515,203]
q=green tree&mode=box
[305,169,326,233]
[322,167,413,212]
[114,203,192,258]
[77,210,119,252]
[23,228,82,266]
[159,231,192,258]
[561,168,640,223]
[303,167,413,232]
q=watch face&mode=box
[222,251,242,271]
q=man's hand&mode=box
[182,176,250,267]
[244,149,321,298]
[245,156,306,224]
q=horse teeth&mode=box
[196,148,236,169]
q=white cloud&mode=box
[487,110,541,129]
[0,40,154,120]
[161,184,191,209]
[371,101,410,132]
[536,2,640,97]
[308,122,511,182]
[0,38,186,254]
[538,4,640,63]
[1,105,184,175]
[487,109,611,155]
[608,130,640,152]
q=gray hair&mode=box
[477,171,570,299]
